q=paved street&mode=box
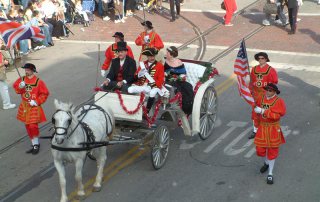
[0,0,320,201]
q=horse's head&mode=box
[52,99,76,144]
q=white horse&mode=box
[51,99,114,202]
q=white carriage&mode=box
[95,59,218,169]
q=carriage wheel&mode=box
[199,86,218,140]
[151,125,170,170]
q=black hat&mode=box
[112,32,124,39]
[264,83,280,94]
[141,21,153,29]
[142,48,158,56]
[116,41,128,51]
[254,52,270,62]
[21,63,37,73]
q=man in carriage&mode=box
[102,41,137,93]
[128,47,166,112]
[100,32,135,77]
[13,63,50,155]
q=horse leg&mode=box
[54,160,68,202]
[75,158,86,199]
[93,147,107,192]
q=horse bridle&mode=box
[52,109,72,136]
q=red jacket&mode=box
[135,61,164,88]
[101,43,134,70]
[135,31,164,60]
[250,64,278,101]
[254,95,286,148]
[13,76,49,124]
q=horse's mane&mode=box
[54,99,76,116]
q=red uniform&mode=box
[135,61,164,88]
[135,31,164,61]
[250,64,278,128]
[13,76,49,139]
[101,43,134,70]
[224,0,237,24]
[254,95,286,160]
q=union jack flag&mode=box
[0,18,45,48]
[234,39,255,106]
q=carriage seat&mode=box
[183,62,206,89]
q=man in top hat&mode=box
[248,52,278,139]
[101,32,135,77]
[13,63,50,155]
[135,21,164,61]
[102,41,137,92]
[253,83,286,185]
[128,48,165,112]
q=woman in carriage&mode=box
[164,46,194,115]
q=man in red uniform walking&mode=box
[101,32,135,77]
[135,21,164,61]
[249,52,278,139]
[253,83,286,184]
[13,63,50,154]
[223,0,237,26]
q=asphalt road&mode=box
[1,0,320,201]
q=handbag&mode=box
[221,1,226,10]
[263,2,278,14]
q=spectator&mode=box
[262,0,287,26]
[0,0,14,14]
[124,0,135,17]
[169,0,180,22]
[223,0,237,26]
[100,0,115,21]
[287,0,303,34]
[75,0,90,26]
[41,0,65,39]
[31,10,53,47]
[0,50,16,110]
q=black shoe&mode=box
[48,42,54,46]
[248,132,256,139]
[170,18,175,22]
[32,144,40,155]
[267,175,273,184]
[260,163,269,173]
[26,145,34,154]
[288,30,296,35]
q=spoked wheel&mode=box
[151,125,170,170]
[199,86,218,140]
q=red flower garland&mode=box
[115,90,145,115]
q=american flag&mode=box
[234,39,255,106]
[0,18,45,48]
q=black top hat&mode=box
[116,41,128,51]
[254,52,270,62]
[112,32,124,39]
[21,63,37,73]
[142,48,158,56]
[141,21,153,29]
[264,83,280,94]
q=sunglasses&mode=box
[266,89,274,92]
[258,57,266,60]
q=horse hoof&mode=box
[92,186,102,192]
[76,194,86,200]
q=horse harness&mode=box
[51,104,112,151]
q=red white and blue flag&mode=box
[0,18,45,48]
[234,39,255,106]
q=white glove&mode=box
[144,35,150,43]
[297,0,303,6]
[101,70,106,77]
[29,100,38,107]
[19,81,26,89]
[138,69,147,78]
[254,106,264,114]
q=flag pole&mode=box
[242,38,255,106]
